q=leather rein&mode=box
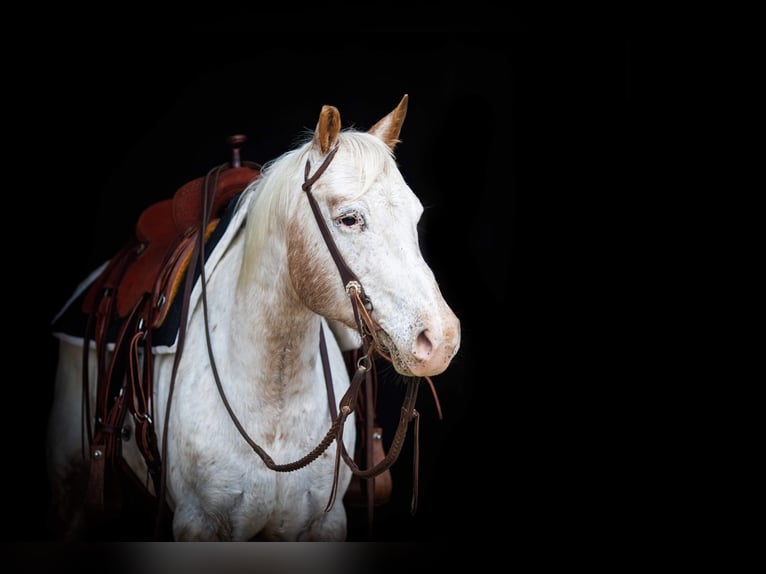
[155,144,428,532]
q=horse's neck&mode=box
[203,226,323,407]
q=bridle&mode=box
[300,145,424,510]
[156,143,428,535]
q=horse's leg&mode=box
[166,461,247,541]
[171,490,253,541]
[46,339,92,540]
[169,469,348,541]
[299,501,348,541]
[171,498,231,541]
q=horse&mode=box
[45,94,461,541]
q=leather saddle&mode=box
[78,139,261,524]
[82,162,260,328]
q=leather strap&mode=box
[79,139,430,539]
[302,147,372,312]
[319,323,338,421]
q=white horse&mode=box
[46,94,460,541]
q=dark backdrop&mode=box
[8,5,633,568]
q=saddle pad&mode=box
[51,187,255,352]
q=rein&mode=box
[188,145,423,515]
[78,137,435,540]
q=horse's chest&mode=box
[154,326,351,539]
[178,437,342,539]
[167,396,348,534]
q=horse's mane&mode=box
[238,129,398,275]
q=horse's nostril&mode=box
[413,329,433,360]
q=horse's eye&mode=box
[336,212,364,229]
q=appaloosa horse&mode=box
[47,94,460,541]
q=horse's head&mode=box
[288,95,460,378]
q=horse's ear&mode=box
[314,105,342,155]
[368,94,409,150]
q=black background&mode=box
[8,5,635,569]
